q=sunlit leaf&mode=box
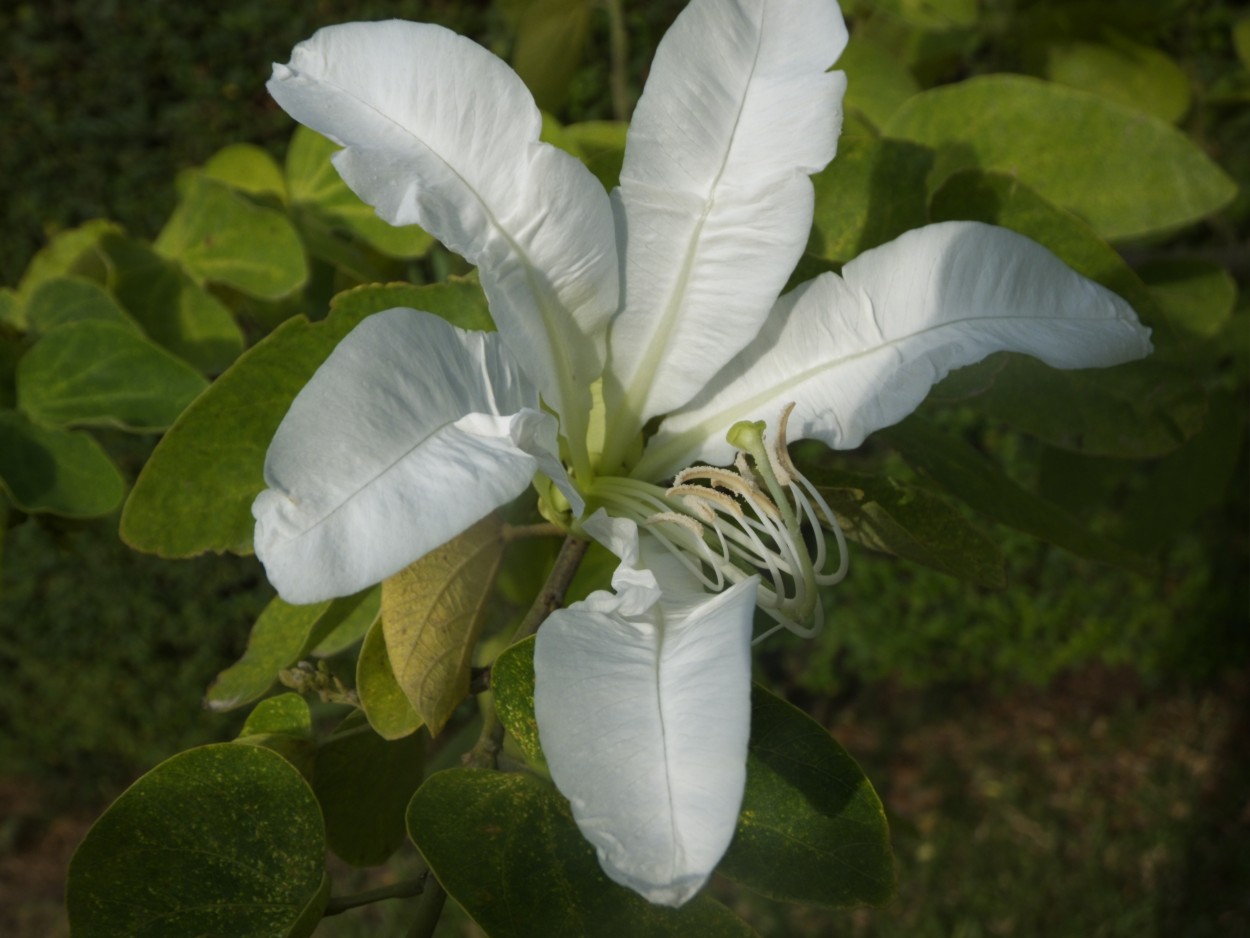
[314,711,423,867]
[286,126,433,259]
[886,75,1236,240]
[67,744,327,938]
[203,142,288,201]
[357,617,422,740]
[17,321,208,432]
[0,409,124,517]
[408,769,759,936]
[719,685,895,908]
[562,120,629,190]
[155,175,308,299]
[382,515,505,735]
[102,232,245,374]
[17,220,120,303]
[120,279,490,557]
[839,33,920,127]
[809,134,932,263]
[1043,37,1190,124]
[25,276,139,334]
[881,416,1149,570]
[812,466,1005,588]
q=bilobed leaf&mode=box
[25,276,139,333]
[67,744,326,938]
[204,589,375,711]
[809,134,932,263]
[813,467,1005,588]
[881,416,1149,570]
[357,617,422,740]
[382,515,505,735]
[121,280,490,558]
[17,220,120,303]
[102,232,244,373]
[155,175,308,299]
[719,684,895,908]
[203,142,288,201]
[885,74,1236,240]
[1043,37,1190,124]
[491,636,545,767]
[407,769,759,936]
[285,126,433,259]
[313,711,423,867]
[0,409,125,518]
[17,321,208,432]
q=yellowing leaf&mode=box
[382,515,505,735]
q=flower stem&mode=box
[466,534,590,770]
[502,521,565,541]
[323,874,428,917]
[604,0,630,121]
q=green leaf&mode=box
[562,120,629,190]
[809,134,932,263]
[885,74,1237,240]
[1139,257,1238,340]
[0,287,22,331]
[839,34,921,127]
[881,416,1148,570]
[25,276,139,333]
[357,617,422,740]
[205,589,376,711]
[1043,37,1190,125]
[944,355,1205,459]
[203,142,288,201]
[17,321,208,432]
[1236,17,1250,70]
[155,175,308,299]
[408,769,759,936]
[314,711,424,867]
[67,744,327,938]
[852,0,978,30]
[0,409,125,517]
[928,169,1160,317]
[382,515,505,735]
[120,278,488,558]
[102,232,245,373]
[237,693,316,776]
[1120,391,1246,550]
[308,584,380,657]
[812,466,1005,589]
[17,220,120,303]
[719,684,895,908]
[505,0,593,113]
[286,126,433,259]
[491,636,546,767]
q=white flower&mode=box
[252,0,1151,907]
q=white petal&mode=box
[639,221,1153,477]
[602,0,847,458]
[253,309,565,603]
[268,21,618,439]
[534,568,758,907]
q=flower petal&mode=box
[534,558,757,907]
[639,221,1153,477]
[267,21,618,442]
[253,309,567,604]
[602,0,847,461]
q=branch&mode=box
[323,874,428,917]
